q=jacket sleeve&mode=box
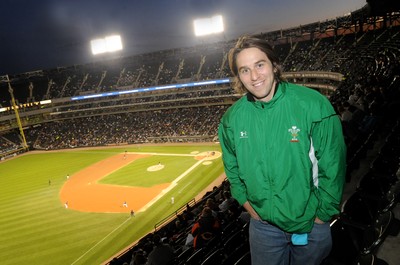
[218,120,248,205]
[311,113,346,222]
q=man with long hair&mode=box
[218,36,346,265]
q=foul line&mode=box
[70,217,131,265]
[128,152,198,156]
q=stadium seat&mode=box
[352,253,389,265]
[233,251,251,265]
[357,172,398,214]
[360,211,393,254]
[176,247,193,264]
[220,219,242,241]
[322,218,359,265]
[185,247,205,265]
[222,242,250,265]
[200,248,224,265]
[341,191,377,228]
[223,230,247,251]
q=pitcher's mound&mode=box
[147,164,165,172]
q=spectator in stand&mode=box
[145,234,175,265]
[218,190,235,213]
[191,206,220,250]
[339,101,353,123]
[130,249,147,265]
[205,198,219,218]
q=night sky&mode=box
[0,0,366,75]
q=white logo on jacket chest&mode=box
[288,126,300,142]
[240,131,248,138]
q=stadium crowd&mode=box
[1,25,399,154]
[27,106,228,149]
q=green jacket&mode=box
[218,82,346,233]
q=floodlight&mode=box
[194,15,224,36]
[105,35,123,52]
[91,39,107,55]
[90,35,123,55]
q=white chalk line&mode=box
[70,217,131,265]
[179,181,193,194]
[129,152,197,156]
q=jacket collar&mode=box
[246,81,284,109]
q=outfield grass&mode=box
[0,143,224,265]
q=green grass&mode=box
[0,143,224,265]
[100,155,196,186]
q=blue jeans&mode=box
[249,218,332,265]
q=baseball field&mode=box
[0,143,225,265]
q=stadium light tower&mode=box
[193,15,224,37]
[90,35,123,55]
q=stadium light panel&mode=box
[91,35,123,55]
[194,15,224,36]
[105,35,123,52]
[91,39,107,55]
